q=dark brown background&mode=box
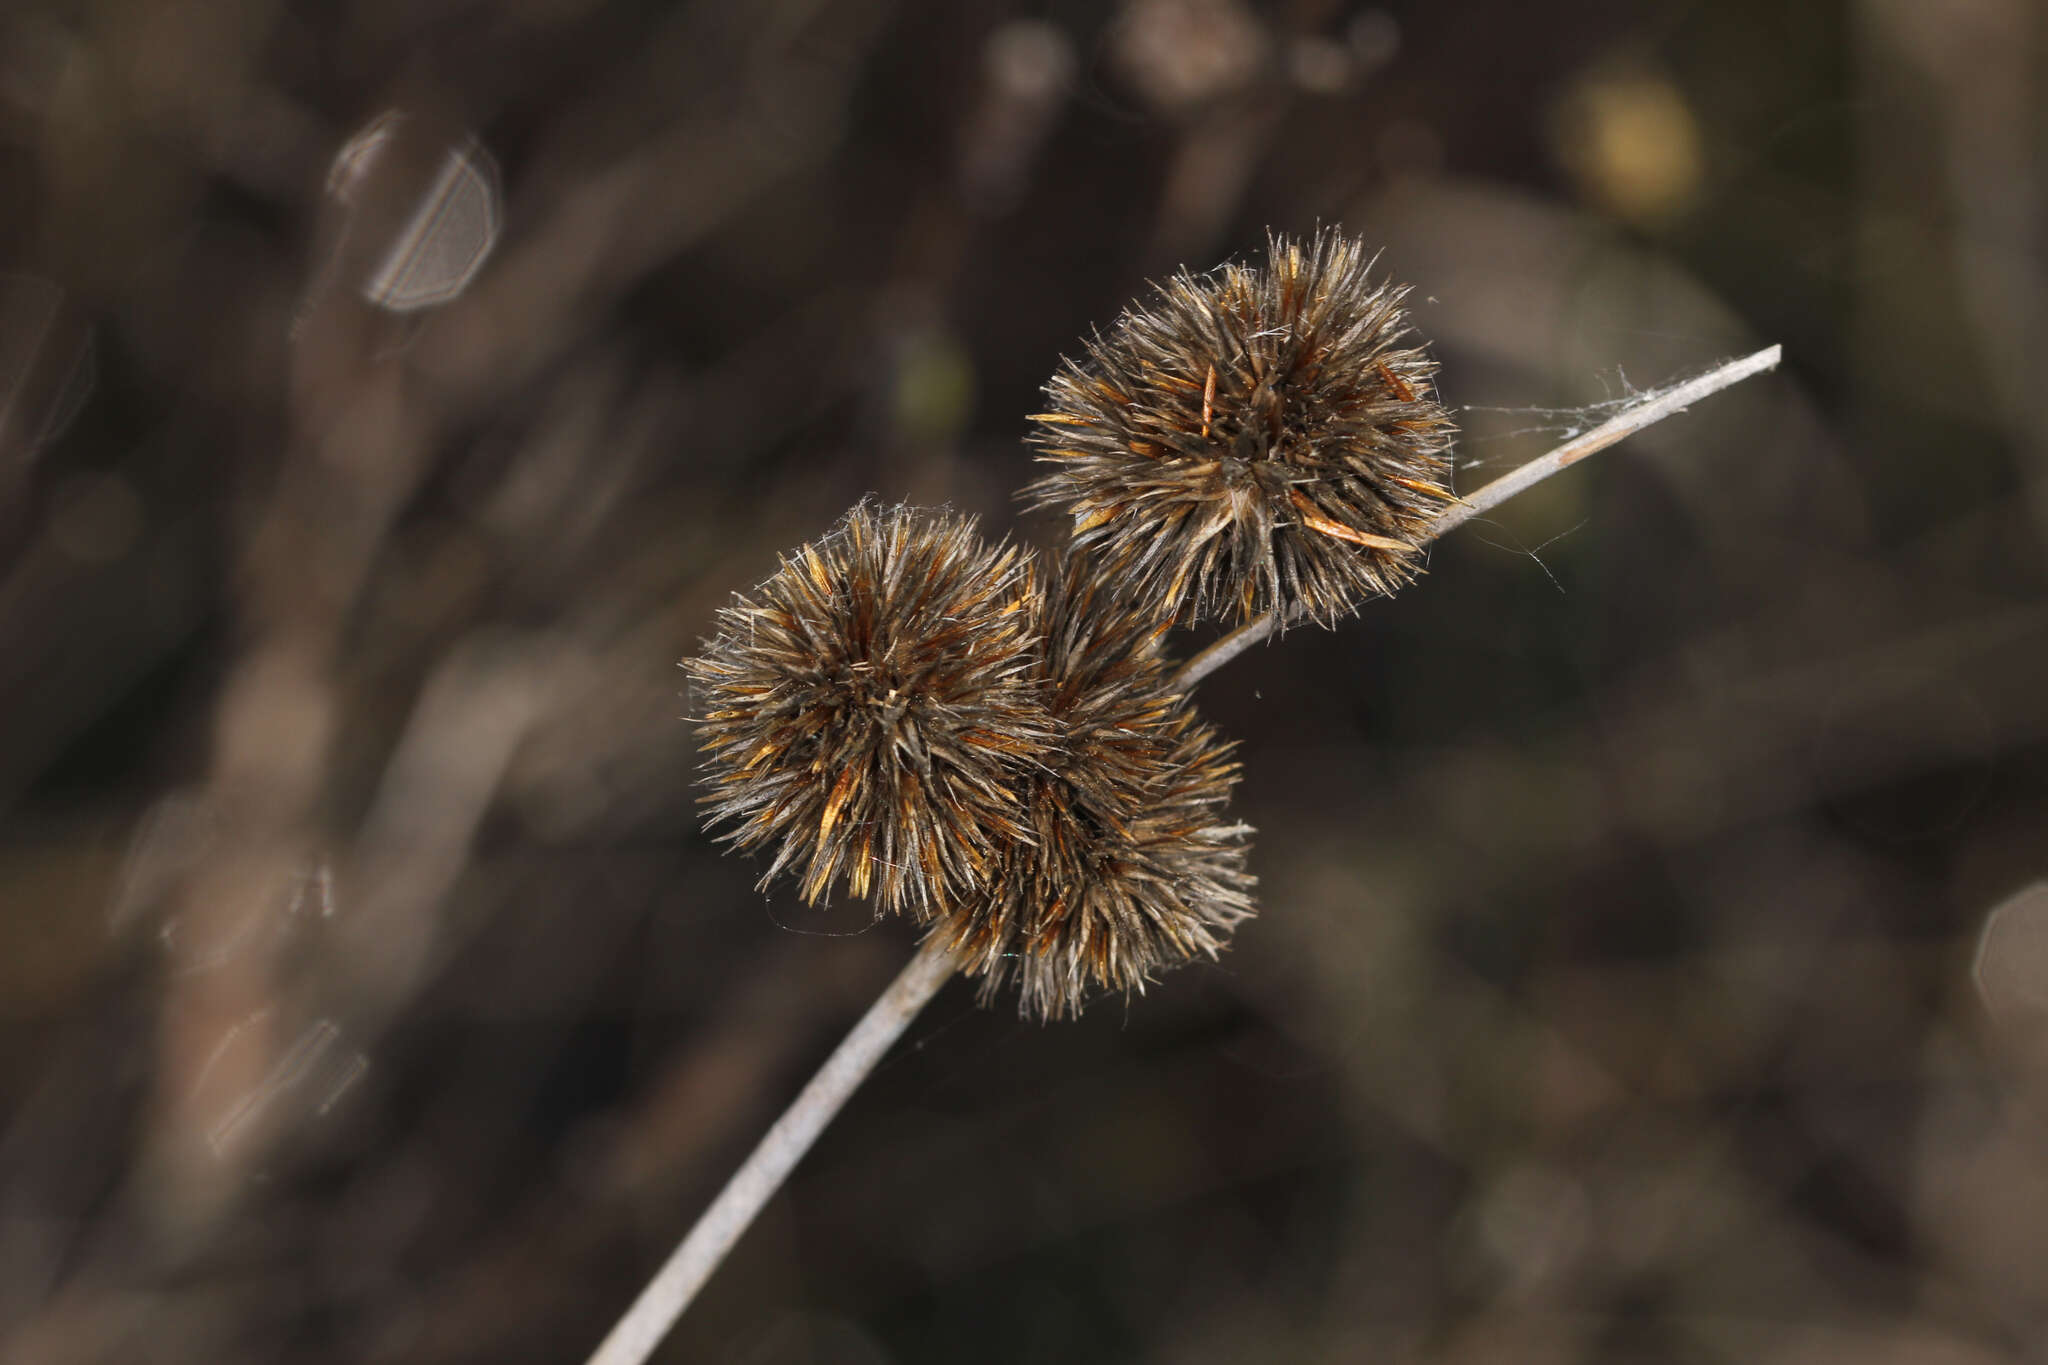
[3,1,2046,1361]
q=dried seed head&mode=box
[687,502,1053,918]
[935,556,1256,1019]
[1024,229,1457,630]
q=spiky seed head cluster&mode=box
[1024,229,1458,630]
[688,232,1449,1013]
[687,502,1054,919]
[688,505,1259,1018]
[936,555,1255,1019]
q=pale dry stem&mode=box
[1173,345,1784,690]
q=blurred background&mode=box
[2,1,2045,1361]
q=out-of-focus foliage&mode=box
[1,2,2044,1362]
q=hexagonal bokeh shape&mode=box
[1973,882,2048,1017]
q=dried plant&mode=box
[937,554,1255,1020]
[596,223,1781,1359]
[685,501,1053,919]
[1024,229,1457,630]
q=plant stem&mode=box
[588,342,1783,1365]
[1430,344,1783,537]
[1169,613,1278,690]
[585,933,960,1365]
[1172,346,1783,690]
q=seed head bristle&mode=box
[1023,228,1457,630]
[686,502,1055,919]
[934,554,1257,1019]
